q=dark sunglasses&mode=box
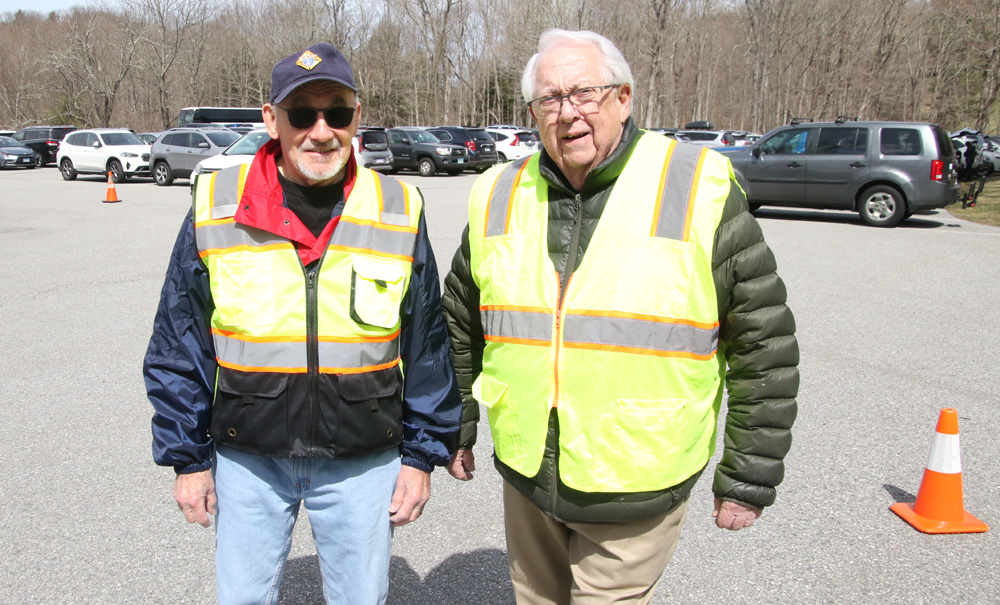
[275,104,355,129]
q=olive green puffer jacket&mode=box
[442,119,799,523]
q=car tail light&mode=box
[930,160,944,181]
[46,140,59,147]
[512,135,520,145]
[464,140,477,152]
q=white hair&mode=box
[521,29,635,104]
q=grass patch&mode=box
[945,175,1000,227]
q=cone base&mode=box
[891,502,988,534]
[103,199,122,203]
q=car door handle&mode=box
[786,161,804,168]
[849,161,868,168]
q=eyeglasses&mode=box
[526,84,620,116]
[275,104,355,129]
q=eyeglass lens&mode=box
[282,105,355,129]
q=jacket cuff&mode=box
[175,460,212,475]
[401,456,433,473]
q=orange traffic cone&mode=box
[104,171,121,203]
[890,408,988,534]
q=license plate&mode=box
[375,158,386,164]
[457,159,465,163]
[19,157,30,163]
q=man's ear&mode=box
[263,104,280,140]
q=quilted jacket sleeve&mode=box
[441,224,484,449]
[711,180,800,509]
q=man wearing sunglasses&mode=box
[442,29,798,603]
[145,42,461,603]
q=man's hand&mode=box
[447,448,476,481]
[389,465,431,527]
[174,470,217,528]
[713,498,761,531]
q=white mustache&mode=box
[301,139,342,153]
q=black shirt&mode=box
[278,171,344,238]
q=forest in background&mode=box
[1,0,997,135]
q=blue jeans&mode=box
[213,445,400,605]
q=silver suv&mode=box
[718,120,960,227]
[150,127,241,186]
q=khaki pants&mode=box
[503,481,689,605]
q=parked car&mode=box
[0,136,38,169]
[0,130,15,138]
[150,127,241,185]
[137,132,161,145]
[57,129,150,182]
[192,128,271,178]
[675,130,736,147]
[353,127,393,172]
[386,127,469,176]
[486,128,539,162]
[717,120,960,227]
[427,126,498,172]
[11,125,77,166]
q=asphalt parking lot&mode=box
[1,165,998,604]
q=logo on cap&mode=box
[296,50,323,71]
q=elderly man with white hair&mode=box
[443,29,799,604]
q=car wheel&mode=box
[34,155,42,168]
[858,185,906,227]
[417,157,436,177]
[154,162,174,186]
[497,153,507,162]
[60,158,77,181]
[109,160,126,184]
[38,155,48,168]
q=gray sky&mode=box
[4,0,91,14]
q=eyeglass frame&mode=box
[273,103,356,130]
[525,84,621,115]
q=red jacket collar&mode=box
[235,138,357,265]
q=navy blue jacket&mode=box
[145,203,462,475]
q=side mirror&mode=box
[751,146,762,158]
[198,142,210,149]
[92,141,102,149]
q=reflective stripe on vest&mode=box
[193,164,419,374]
[468,133,730,492]
[481,307,718,359]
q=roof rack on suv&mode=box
[789,117,814,126]
[834,115,859,124]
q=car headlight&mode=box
[0,152,10,159]
[120,152,138,158]
[435,147,450,155]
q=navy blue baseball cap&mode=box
[270,43,356,103]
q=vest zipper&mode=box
[305,264,320,454]
[551,192,582,514]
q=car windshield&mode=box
[0,136,21,147]
[101,132,143,145]
[409,130,440,144]
[207,131,240,147]
[224,131,270,155]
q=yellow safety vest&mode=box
[468,133,731,493]
[192,161,422,376]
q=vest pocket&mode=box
[350,255,406,328]
[331,368,403,456]
[472,373,519,461]
[211,369,288,453]
[213,254,275,327]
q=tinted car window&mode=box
[489,131,509,141]
[65,132,84,145]
[84,133,99,146]
[101,132,143,145]
[360,131,388,149]
[390,131,407,144]
[683,132,718,141]
[51,128,75,140]
[816,128,867,155]
[881,128,921,155]
[409,130,440,144]
[931,125,955,159]
[188,134,207,148]
[207,131,240,147]
[429,129,453,142]
[761,128,810,154]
